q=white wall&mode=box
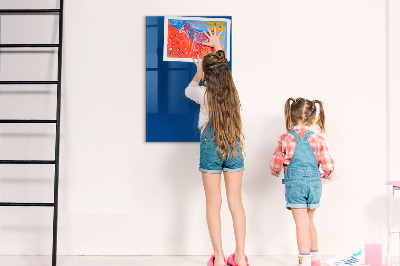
[388,0,400,258]
[0,0,389,257]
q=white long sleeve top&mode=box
[184,81,209,132]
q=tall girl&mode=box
[185,29,248,266]
[270,98,335,266]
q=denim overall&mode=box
[199,124,244,174]
[283,130,322,210]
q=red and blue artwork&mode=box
[163,16,231,62]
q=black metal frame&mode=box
[0,1,63,265]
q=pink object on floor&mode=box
[227,253,249,266]
[207,254,227,266]
[207,255,215,266]
[321,173,338,184]
[365,243,382,266]
[386,181,400,187]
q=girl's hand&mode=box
[193,54,202,73]
[192,54,203,83]
[202,28,223,51]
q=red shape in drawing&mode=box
[167,24,215,59]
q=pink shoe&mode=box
[227,253,249,266]
[207,254,227,266]
[311,260,321,266]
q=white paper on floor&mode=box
[326,249,364,266]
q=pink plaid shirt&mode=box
[270,126,334,179]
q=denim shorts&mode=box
[199,127,244,174]
[285,178,322,209]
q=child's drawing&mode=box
[163,16,231,62]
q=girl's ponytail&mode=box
[313,100,326,133]
[285,98,295,131]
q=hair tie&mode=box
[209,62,228,68]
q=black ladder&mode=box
[0,2,63,266]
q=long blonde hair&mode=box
[284,97,326,133]
[202,50,244,158]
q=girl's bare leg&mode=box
[224,171,247,266]
[307,209,318,251]
[202,172,225,266]
[291,208,311,254]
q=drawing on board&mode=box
[163,16,231,62]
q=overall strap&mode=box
[303,130,314,140]
[288,130,301,141]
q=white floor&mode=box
[0,255,334,266]
[0,255,397,266]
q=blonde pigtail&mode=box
[313,100,326,133]
[285,98,295,131]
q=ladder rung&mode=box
[0,9,60,14]
[391,229,400,233]
[0,160,55,164]
[0,119,56,123]
[0,81,58,84]
[0,44,59,48]
[0,202,54,207]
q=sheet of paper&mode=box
[163,16,231,62]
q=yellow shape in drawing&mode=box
[204,21,226,40]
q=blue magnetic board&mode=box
[146,16,233,142]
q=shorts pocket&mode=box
[200,140,220,170]
[285,181,303,203]
[200,139,214,154]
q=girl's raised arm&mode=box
[192,54,202,83]
[185,55,206,104]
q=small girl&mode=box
[270,98,335,266]
[185,29,249,266]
